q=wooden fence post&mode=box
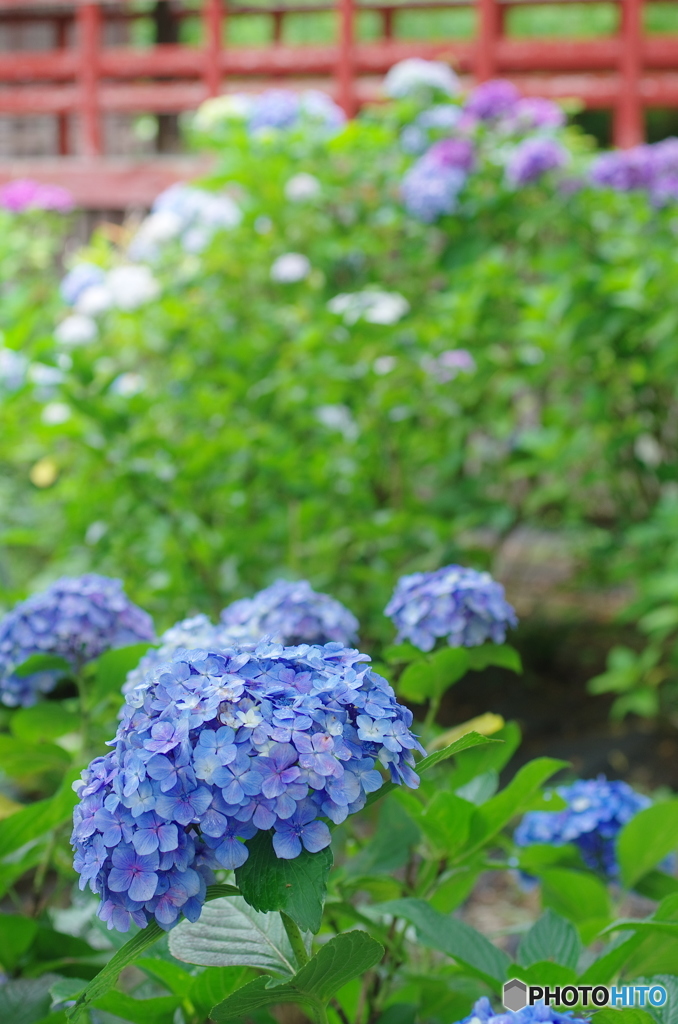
[203,0,223,98]
[476,0,501,82]
[337,0,356,117]
[615,0,644,147]
[78,1,102,157]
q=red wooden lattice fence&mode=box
[0,0,676,206]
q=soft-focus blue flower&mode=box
[72,639,422,931]
[464,79,520,120]
[385,564,517,652]
[514,776,652,877]
[60,263,105,306]
[590,138,678,207]
[455,996,588,1024]
[401,161,466,222]
[506,137,568,186]
[247,89,344,136]
[123,613,248,698]
[220,579,359,647]
[0,574,155,707]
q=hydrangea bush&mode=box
[0,574,155,706]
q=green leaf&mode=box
[509,961,578,987]
[398,648,470,703]
[384,644,421,665]
[66,883,239,1023]
[0,770,78,861]
[13,655,71,679]
[0,735,71,778]
[189,967,251,1019]
[346,798,420,875]
[592,1010,657,1024]
[465,758,568,854]
[540,868,612,929]
[634,870,678,902]
[374,898,510,990]
[578,933,647,984]
[466,644,522,674]
[169,895,303,976]
[210,931,384,1022]
[417,731,503,775]
[600,920,678,937]
[417,792,475,857]
[0,912,37,971]
[517,909,582,970]
[517,843,586,874]
[92,991,179,1024]
[617,801,678,888]
[93,643,156,698]
[450,721,522,790]
[235,830,332,933]
[0,975,63,1024]
[135,958,195,995]
[10,705,80,743]
[632,976,678,1024]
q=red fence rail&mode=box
[0,0,676,204]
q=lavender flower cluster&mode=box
[0,575,155,707]
[220,579,359,648]
[385,564,517,652]
[514,776,651,878]
[456,997,587,1024]
[0,178,74,214]
[395,62,569,221]
[590,137,678,206]
[72,640,422,931]
[247,89,345,136]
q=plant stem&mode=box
[424,694,441,729]
[313,1006,331,1024]
[75,668,91,761]
[281,911,309,969]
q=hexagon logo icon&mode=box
[503,979,528,1012]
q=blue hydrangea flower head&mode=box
[72,639,423,931]
[0,574,155,707]
[385,564,517,652]
[401,160,466,222]
[220,579,359,647]
[464,79,520,120]
[506,137,568,186]
[123,614,255,697]
[514,776,651,877]
[60,263,105,306]
[456,996,588,1024]
[247,89,343,136]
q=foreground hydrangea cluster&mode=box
[385,564,517,652]
[0,575,155,707]
[514,776,650,877]
[72,640,422,931]
[220,579,359,647]
[457,997,587,1024]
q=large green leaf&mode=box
[0,735,71,778]
[10,705,80,743]
[210,931,384,1022]
[450,721,522,790]
[93,643,156,698]
[169,895,304,976]
[346,798,420,875]
[0,770,79,861]
[518,909,582,970]
[0,912,38,971]
[189,967,251,1019]
[235,830,332,933]
[66,883,238,1022]
[417,792,475,858]
[632,976,678,1024]
[592,1010,657,1024]
[617,802,678,888]
[398,648,470,703]
[375,898,509,990]
[540,869,612,929]
[465,644,522,674]
[417,731,502,775]
[13,655,71,679]
[465,757,568,854]
[92,991,179,1024]
[0,974,63,1024]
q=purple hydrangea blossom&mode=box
[590,137,678,207]
[0,575,155,707]
[220,579,359,647]
[0,178,74,214]
[506,137,568,186]
[384,564,517,652]
[401,137,473,221]
[72,639,423,931]
[510,97,565,131]
[514,776,651,878]
[456,996,588,1024]
[464,79,520,120]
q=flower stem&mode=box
[313,1006,330,1024]
[424,693,441,729]
[281,911,309,969]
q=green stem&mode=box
[424,694,441,729]
[75,668,91,761]
[281,911,309,969]
[313,1005,330,1024]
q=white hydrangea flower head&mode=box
[55,315,98,347]
[75,284,114,317]
[194,93,253,132]
[328,289,410,325]
[384,58,460,99]
[107,265,160,311]
[270,253,311,283]
[285,173,322,202]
